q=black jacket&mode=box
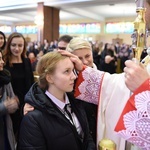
[18,83,96,150]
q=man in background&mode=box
[57,35,73,50]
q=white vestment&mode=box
[75,67,140,150]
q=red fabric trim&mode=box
[74,65,87,98]
[115,78,150,132]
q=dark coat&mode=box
[101,49,117,74]
[0,83,16,150]
[18,83,96,150]
[82,102,97,144]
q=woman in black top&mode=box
[3,32,34,142]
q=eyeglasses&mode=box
[58,47,66,50]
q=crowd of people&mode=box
[0,0,150,149]
[26,36,134,74]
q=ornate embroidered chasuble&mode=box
[115,79,150,150]
[74,66,133,150]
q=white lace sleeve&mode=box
[75,67,105,105]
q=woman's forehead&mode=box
[72,48,91,55]
[0,34,4,37]
[11,37,24,42]
[56,57,73,68]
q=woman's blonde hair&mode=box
[36,51,67,90]
[66,37,92,53]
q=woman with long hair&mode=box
[3,32,34,142]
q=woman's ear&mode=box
[46,74,53,84]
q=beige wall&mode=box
[60,16,150,45]
[6,16,150,46]
[66,33,132,45]
[5,22,38,42]
[5,33,38,43]
[60,16,134,45]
